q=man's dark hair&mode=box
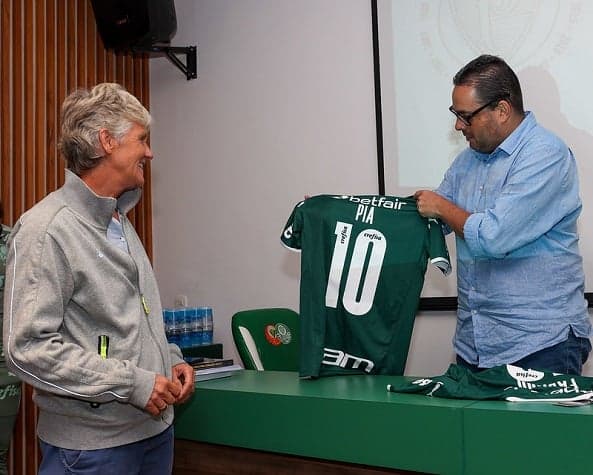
[453,55,524,114]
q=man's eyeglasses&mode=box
[448,99,501,126]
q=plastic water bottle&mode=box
[188,307,203,347]
[199,306,213,345]
[163,308,180,347]
[176,308,192,350]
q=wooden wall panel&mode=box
[0,2,153,474]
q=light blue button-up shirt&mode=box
[107,212,129,253]
[437,112,591,367]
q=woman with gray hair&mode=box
[59,82,152,175]
[2,83,194,475]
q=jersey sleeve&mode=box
[428,219,451,275]
[280,200,305,251]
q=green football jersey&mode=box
[281,194,450,378]
[387,364,593,403]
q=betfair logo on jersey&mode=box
[333,195,407,211]
[322,347,375,373]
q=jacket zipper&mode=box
[121,215,168,374]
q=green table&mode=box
[175,370,470,474]
[463,400,593,474]
[175,370,593,474]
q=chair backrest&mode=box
[231,308,299,371]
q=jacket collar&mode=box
[60,169,142,229]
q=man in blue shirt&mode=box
[415,55,592,375]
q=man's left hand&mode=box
[172,363,195,404]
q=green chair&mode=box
[231,308,299,371]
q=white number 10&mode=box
[325,221,386,316]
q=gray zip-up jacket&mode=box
[2,170,184,450]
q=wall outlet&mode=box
[174,294,188,308]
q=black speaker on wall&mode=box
[90,0,177,50]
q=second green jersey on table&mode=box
[281,195,451,378]
[387,363,593,403]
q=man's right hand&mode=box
[144,374,182,416]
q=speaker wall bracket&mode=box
[133,45,197,80]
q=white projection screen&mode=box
[374,0,593,304]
